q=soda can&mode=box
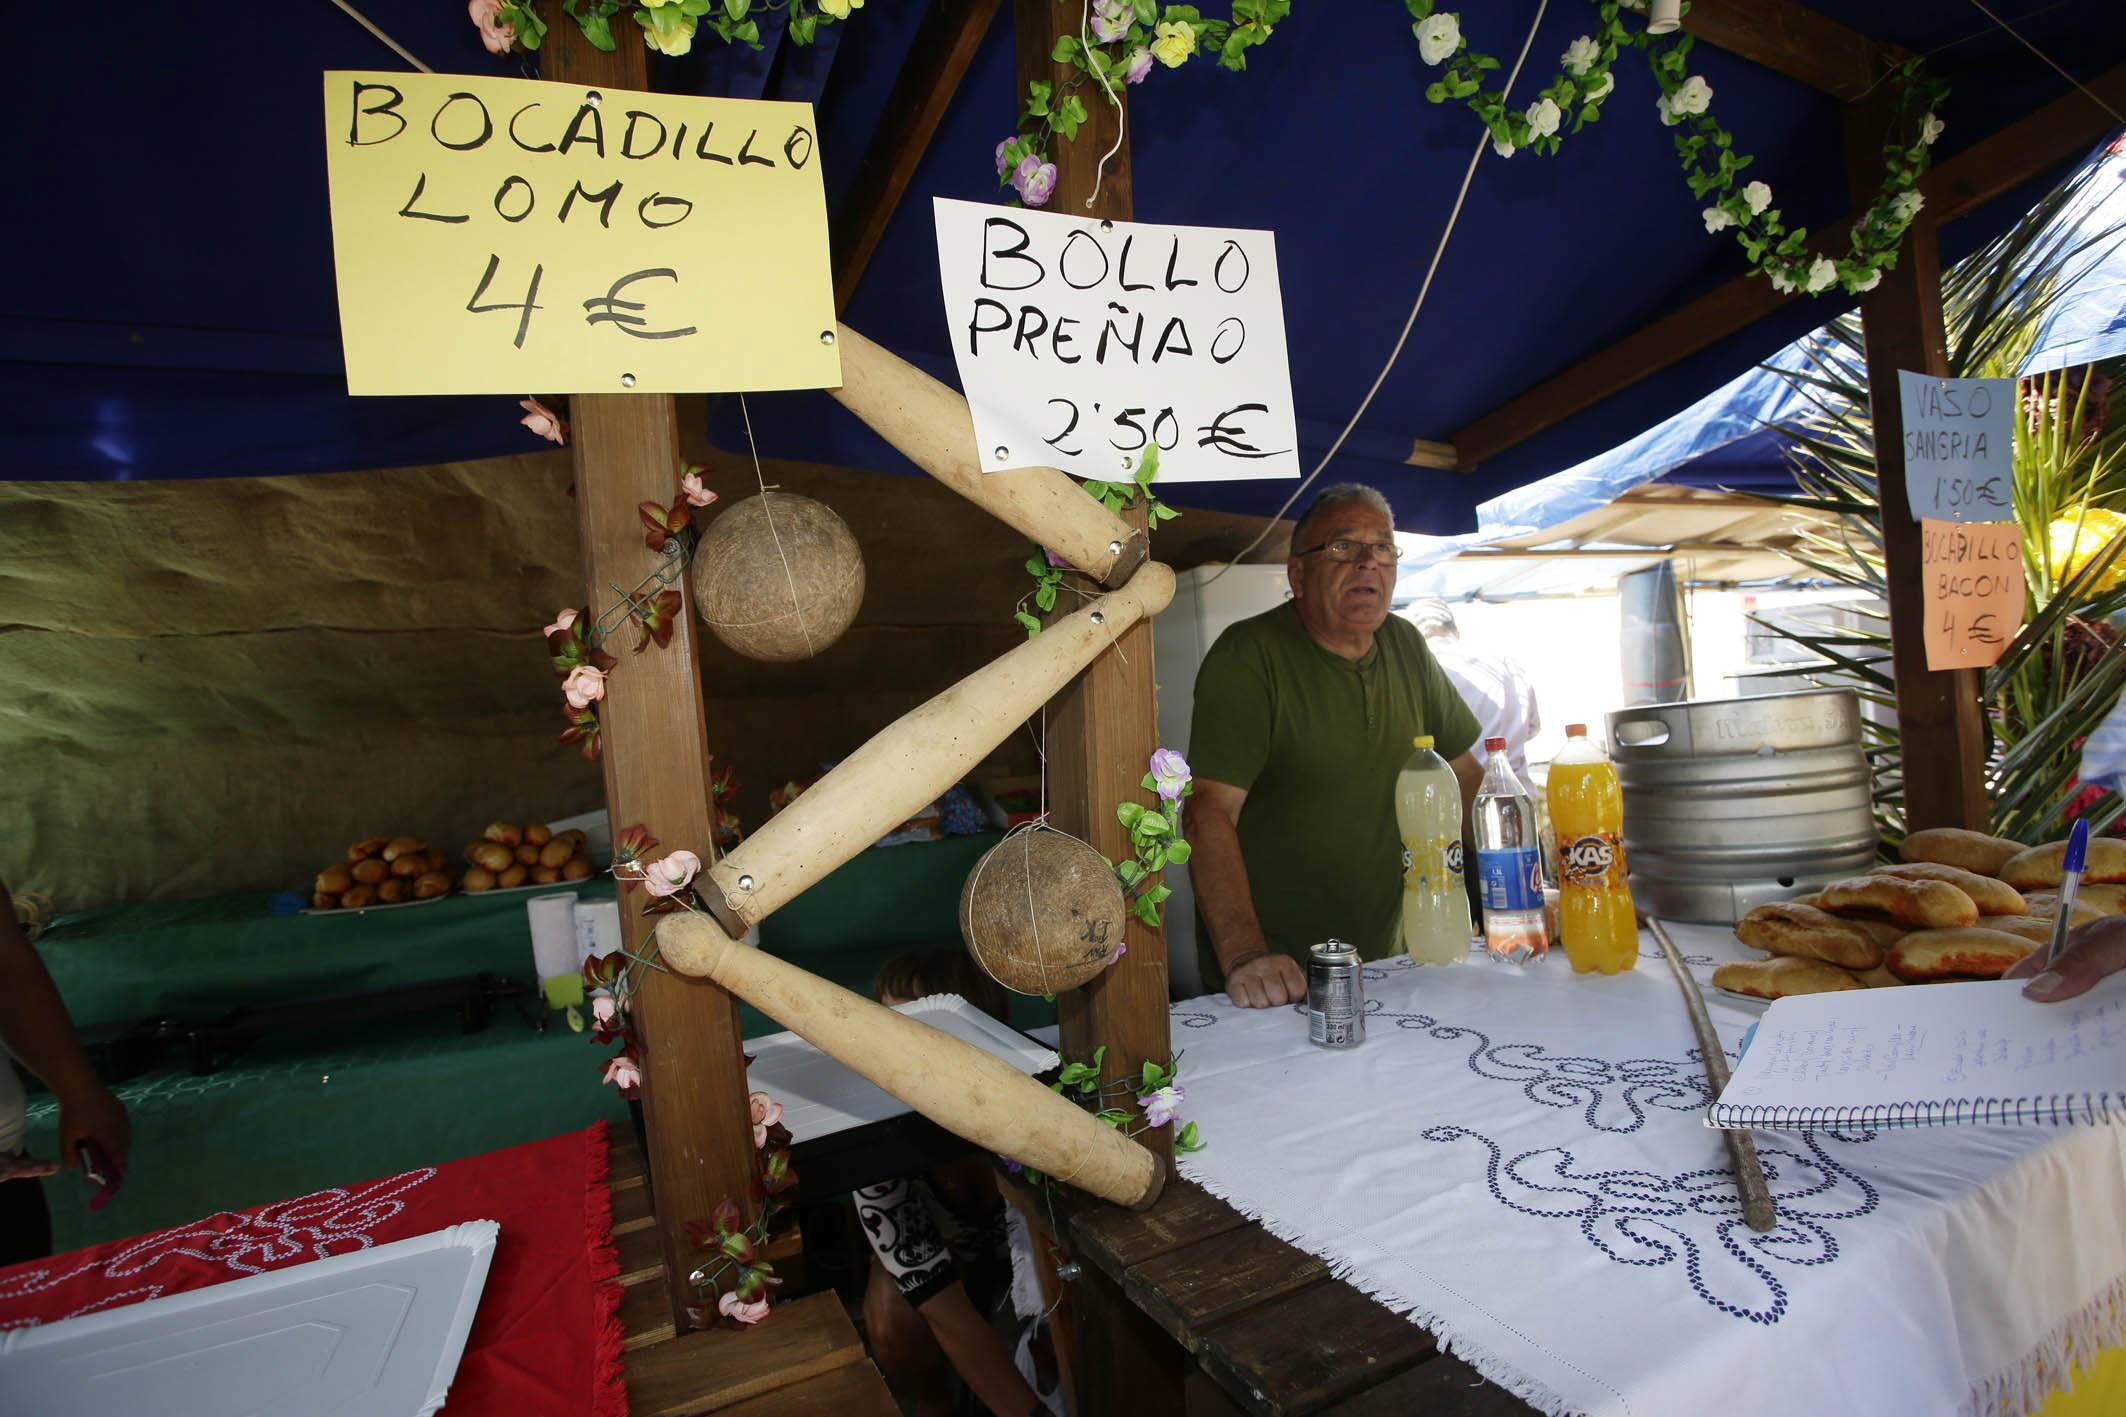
[1307,940,1365,1048]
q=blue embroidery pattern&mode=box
[1421,1126,1880,1324]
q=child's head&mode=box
[874,947,1010,1023]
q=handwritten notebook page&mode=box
[1710,976,2124,1129]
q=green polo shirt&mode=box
[1188,602,1479,990]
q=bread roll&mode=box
[2079,883,2126,915]
[484,822,524,847]
[498,864,529,889]
[467,841,514,873]
[413,871,452,900]
[350,857,389,885]
[2019,891,2107,926]
[1734,903,1882,969]
[1869,863,2025,916]
[340,883,378,909]
[425,850,452,876]
[389,853,426,879]
[1977,915,2060,946]
[347,836,390,862]
[1817,875,1978,929]
[525,822,553,847]
[555,829,588,851]
[514,842,541,866]
[382,835,426,862]
[531,865,561,885]
[537,839,573,869]
[2000,839,2126,889]
[462,866,497,893]
[561,856,593,882]
[315,864,354,895]
[1853,963,1904,988]
[1887,927,2035,982]
[377,878,410,903]
[1713,956,1865,1000]
[1844,917,1909,950]
[311,891,340,911]
[1899,827,2024,877]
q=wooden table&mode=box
[1020,1172,1535,1417]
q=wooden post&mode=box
[1013,3,1181,1411]
[1845,99,1989,831]
[543,25,760,1327]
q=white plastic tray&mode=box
[746,994,1059,1142]
[0,1220,498,1417]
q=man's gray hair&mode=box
[1292,483,1395,550]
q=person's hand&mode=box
[1224,952,1306,1009]
[0,1153,59,1183]
[55,1082,129,1176]
[2004,916,2126,1002]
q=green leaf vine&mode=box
[1016,444,1178,639]
[483,0,860,57]
[1008,1046,1204,1192]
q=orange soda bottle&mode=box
[1545,724,1638,974]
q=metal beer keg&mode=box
[1604,689,1876,923]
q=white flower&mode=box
[1414,12,1460,65]
[1702,206,1734,234]
[1561,35,1599,76]
[1669,75,1713,118]
[1805,256,1839,293]
[1849,267,1883,294]
[1892,189,1926,223]
[1491,133,1516,159]
[1619,0,1645,9]
[1582,71,1613,102]
[1654,92,1675,126]
[1742,180,1772,216]
[1141,1084,1186,1128]
[1920,112,1944,146]
[1768,266,1798,295]
[1525,97,1562,139]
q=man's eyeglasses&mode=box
[1294,539,1404,565]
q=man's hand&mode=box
[56,1081,129,1175]
[2005,916,2126,1002]
[1224,951,1307,1009]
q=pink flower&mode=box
[643,850,702,898]
[718,1291,770,1324]
[562,664,607,710]
[995,136,1018,177]
[469,0,516,55]
[1042,546,1069,569]
[680,471,716,508]
[749,1090,784,1148]
[1014,157,1058,208]
[1108,942,1128,966]
[591,995,618,1027]
[1148,748,1191,802]
[543,607,579,640]
[519,397,566,443]
[603,1054,643,1093]
[1141,1082,1185,1128]
[1124,47,1154,84]
[1090,0,1130,43]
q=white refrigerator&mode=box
[1151,563,1293,998]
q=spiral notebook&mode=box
[1709,975,2124,1130]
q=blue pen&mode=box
[2042,819,2090,970]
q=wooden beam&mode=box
[831,0,1002,310]
[1451,64,2126,472]
[1403,438,1459,470]
[1682,0,1907,102]
[1013,1,1179,1410]
[1845,100,1988,832]
[541,27,762,1330]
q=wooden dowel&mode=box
[1648,918,1778,1233]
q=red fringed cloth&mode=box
[0,1122,627,1417]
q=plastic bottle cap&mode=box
[1565,724,1587,737]
[1413,734,1435,749]
[1484,736,1506,751]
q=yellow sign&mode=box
[322,72,840,396]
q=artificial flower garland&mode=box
[1407,1,1950,297]
[470,0,862,60]
[1006,1045,1204,1194]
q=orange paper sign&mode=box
[1921,517,2024,670]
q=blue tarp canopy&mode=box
[7,3,2123,532]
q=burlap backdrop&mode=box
[2,449,1284,911]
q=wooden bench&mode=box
[608,1141,894,1417]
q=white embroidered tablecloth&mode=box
[1170,924,2126,1417]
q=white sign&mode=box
[932,197,1299,484]
[1897,371,2015,522]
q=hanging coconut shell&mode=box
[960,827,1128,995]
[690,491,865,663]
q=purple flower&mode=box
[1148,748,1190,803]
[1124,47,1154,84]
[1001,1156,1023,1174]
[1013,156,1058,207]
[1141,1083,1185,1128]
[1090,1,1129,43]
[1043,546,1068,569]
[1108,942,1128,966]
[995,136,1017,177]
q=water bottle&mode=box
[1396,735,1469,964]
[1472,736,1551,964]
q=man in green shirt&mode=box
[1184,485,1482,1007]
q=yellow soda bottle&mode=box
[1397,735,1469,964]
[1546,724,1638,974]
